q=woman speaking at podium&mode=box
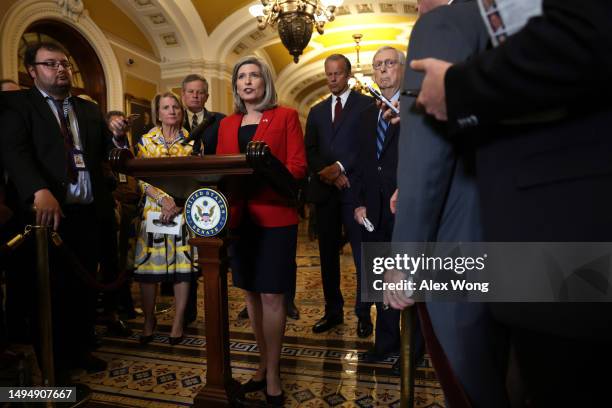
[133,92,195,345]
[217,56,306,406]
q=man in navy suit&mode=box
[350,46,411,372]
[181,74,225,155]
[305,54,373,336]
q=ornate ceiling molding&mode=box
[160,59,231,81]
[111,0,209,62]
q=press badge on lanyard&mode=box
[72,149,86,170]
[61,100,86,173]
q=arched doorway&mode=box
[18,20,107,112]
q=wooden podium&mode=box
[109,150,253,407]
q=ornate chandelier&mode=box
[348,33,374,94]
[250,0,344,63]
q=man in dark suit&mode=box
[0,42,121,382]
[181,74,225,155]
[408,1,612,405]
[179,74,225,326]
[388,1,509,406]
[305,54,373,336]
[351,46,406,370]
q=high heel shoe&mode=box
[139,318,157,345]
[168,335,184,346]
[265,390,285,407]
[239,375,266,394]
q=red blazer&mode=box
[216,106,307,228]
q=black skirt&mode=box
[229,216,297,294]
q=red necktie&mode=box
[333,96,342,126]
[50,98,78,183]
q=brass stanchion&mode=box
[400,306,417,408]
[35,226,55,388]
[36,228,92,408]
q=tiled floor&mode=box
[79,222,444,407]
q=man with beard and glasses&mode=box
[0,42,124,384]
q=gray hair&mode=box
[152,91,184,125]
[231,56,277,114]
[372,46,406,66]
[181,74,209,93]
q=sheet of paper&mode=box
[145,211,182,236]
[478,0,542,46]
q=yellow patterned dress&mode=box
[133,127,195,283]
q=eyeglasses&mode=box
[33,60,73,70]
[373,59,399,70]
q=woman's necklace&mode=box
[161,130,179,148]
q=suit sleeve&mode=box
[304,108,328,173]
[446,0,612,128]
[341,97,372,175]
[349,114,368,209]
[284,109,307,180]
[0,105,48,203]
[393,7,481,242]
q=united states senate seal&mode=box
[184,188,228,237]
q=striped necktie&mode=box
[376,112,388,159]
[191,113,198,130]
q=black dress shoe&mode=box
[169,335,184,346]
[287,302,300,320]
[107,319,133,337]
[265,390,285,407]
[237,306,249,319]
[357,319,373,338]
[312,314,343,333]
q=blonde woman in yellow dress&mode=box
[133,92,195,345]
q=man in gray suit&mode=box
[388,0,509,406]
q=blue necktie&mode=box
[376,113,388,159]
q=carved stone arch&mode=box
[0,0,124,110]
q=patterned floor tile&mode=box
[79,221,444,407]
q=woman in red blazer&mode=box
[216,56,306,406]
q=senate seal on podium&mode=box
[184,188,228,237]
